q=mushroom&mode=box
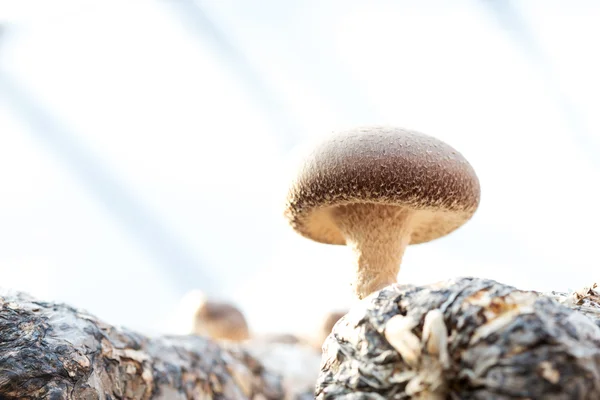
[192,297,250,342]
[314,310,347,350]
[284,126,480,299]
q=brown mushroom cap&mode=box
[284,126,480,246]
[307,310,349,351]
[321,311,347,336]
[193,300,250,342]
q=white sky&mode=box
[0,0,599,336]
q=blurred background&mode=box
[0,0,599,337]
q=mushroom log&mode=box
[284,126,480,299]
[316,278,600,399]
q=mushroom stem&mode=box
[332,203,413,299]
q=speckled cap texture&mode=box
[284,126,481,245]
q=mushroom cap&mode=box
[321,311,347,336]
[284,126,480,245]
[194,300,250,341]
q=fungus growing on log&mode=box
[313,310,347,350]
[284,126,480,299]
[192,295,251,342]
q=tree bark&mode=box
[316,277,600,399]
[0,289,317,400]
[3,278,600,399]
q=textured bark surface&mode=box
[3,279,600,399]
[316,277,600,399]
[0,289,316,400]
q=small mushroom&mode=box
[321,310,347,336]
[284,126,480,299]
[314,310,347,349]
[193,297,250,342]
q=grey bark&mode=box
[3,279,600,399]
[316,277,600,400]
[0,289,315,400]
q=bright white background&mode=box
[0,0,599,337]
